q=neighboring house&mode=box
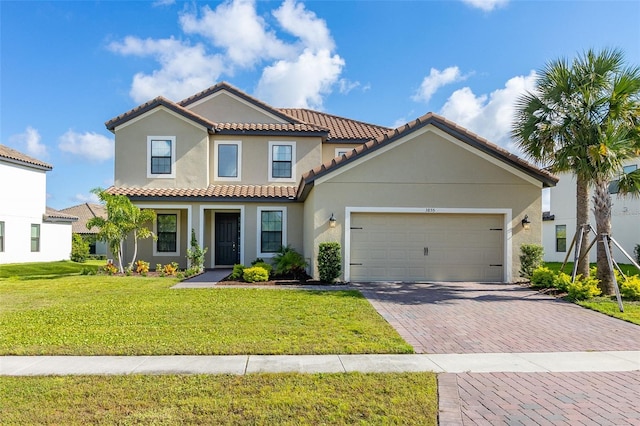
[543,158,640,264]
[59,203,109,256]
[0,144,77,264]
[106,82,557,282]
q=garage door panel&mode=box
[350,213,504,282]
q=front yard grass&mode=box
[0,276,412,355]
[577,297,640,325]
[0,372,437,425]
[0,260,102,279]
[544,261,640,276]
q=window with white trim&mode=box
[214,140,241,181]
[257,207,287,256]
[147,136,176,178]
[31,224,40,252]
[0,221,4,252]
[335,148,350,157]
[268,141,296,182]
[555,225,566,252]
[155,212,180,255]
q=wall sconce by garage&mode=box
[521,214,531,230]
[329,213,337,228]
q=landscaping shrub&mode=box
[620,275,640,301]
[567,275,602,301]
[531,266,555,288]
[230,264,245,280]
[318,242,341,283]
[251,261,272,278]
[135,260,149,276]
[251,258,265,266]
[70,233,90,263]
[519,244,544,278]
[186,229,207,273]
[162,263,178,276]
[103,262,118,276]
[243,266,269,283]
[273,245,308,280]
[553,272,572,292]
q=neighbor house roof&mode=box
[60,203,106,234]
[297,112,559,200]
[43,207,78,223]
[278,108,391,142]
[0,144,52,171]
[107,185,297,201]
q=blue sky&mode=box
[2,0,639,210]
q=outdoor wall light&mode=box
[521,214,531,230]
[329,213,337,228]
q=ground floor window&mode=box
[31,224,40,252]
[258,207,287,256]
[157,214,177,253]
[555,224,566,252]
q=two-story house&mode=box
[0,144,77,264]
[106,82,557,282]
[542,158,640,264]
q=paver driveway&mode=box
[356,281,640,425]
[355,281,640,354]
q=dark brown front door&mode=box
[215,213,240,266]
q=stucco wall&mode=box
[303,126,544,282]
[542,161,640,263]
[0,161,71,264]
[114,108,209,188]
[187,92,286,124]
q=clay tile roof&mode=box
[105,96,216,131]
[0,144,52,170]
[43,207,78,223]
[179,81,305,124]
[278,108,391,142]
[60,203,107,234]
[298,112,558,199]
[106,185,298,200]
[214,122,329,134]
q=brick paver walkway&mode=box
[356,281,640,425]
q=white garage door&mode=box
[350,213,504,282]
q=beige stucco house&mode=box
[106,82,557,282]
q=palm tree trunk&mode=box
[575,176,590,278]
[593,178,614,295]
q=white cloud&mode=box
[153,0,175,6]
[9,126,47,158]
[338,79,361,95]
[179,1,292,68]
[58,130,115,162]
[462,0,509,12]
[108,36,226,102]
[412,66,468,103]
[439,70,537,153]
[111,0,345,108]
[256,49,344,108]
[73,192,101,204]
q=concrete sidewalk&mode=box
[2,351,638,376]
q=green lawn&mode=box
[0,372,437,425]
[0,275,412,355]
[544,261,640,276]
[0,260,102,279]
[578,297,640,325]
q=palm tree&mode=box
[512,48,640,294]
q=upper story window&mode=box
[155,212,179,255]
[31,224,40,252]
[147,136,176,179]
[335,148,350,157]
[214,140,242,181]
[609,164,637,194]
[268,141,296,182]
[0,221,4,252]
